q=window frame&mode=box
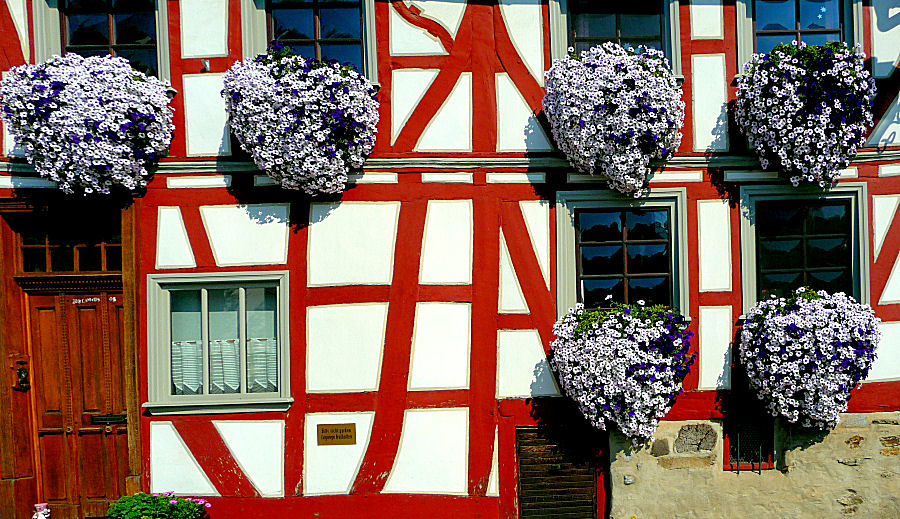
[738,182,870,315]
[735,0,863,67]
[32,0,171,81]
[556,188,689,317]
[550,0,682,76]
[240,0,378,83]
[146,270,292,415]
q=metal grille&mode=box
[516,427,597,519]
[727,421,772,473]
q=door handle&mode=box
[14,366,30,392]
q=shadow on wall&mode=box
[224,173,339,231]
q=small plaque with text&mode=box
[317,423,356,445]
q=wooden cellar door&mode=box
[28,292,128,519]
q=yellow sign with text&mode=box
[317,423,357,445]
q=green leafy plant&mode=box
[107,492,211,519]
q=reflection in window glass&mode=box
[753,0,842,52]
[570,2,663,54]
[62,0,158,76]
[171,290,203,396]
[208,289,241,394]
[268,0,364,71]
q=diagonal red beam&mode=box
[174,421,258,497]
[351,200,428,493]
[179,206,217,268]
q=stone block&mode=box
[845,435,864,449]
[839,415,869,428]
[650,439,670,457]
[880,447,900,456]
[657,455,716,469]
[879,436,900,448]
[623,474,635,485]
[872,419,899,425]
[673,424,717,453]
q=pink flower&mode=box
[169,500,177,504]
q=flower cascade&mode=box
[222,43,379,195]
[543,43,684,196]
[0,54,174,195]
[739,288,880,429]
[735,41,876,187]
[107,492,210,519]
[550,301,694,442]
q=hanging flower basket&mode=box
[0,54,174,195]
[543,43,685,196]
[739,288,880,429]
[550,300,694,443]
[222,43,379,195]
[735,41,876,187]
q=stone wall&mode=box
[608,413,900,518]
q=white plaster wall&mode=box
[691,54,729,152]
[872,1,900,78]
[498,0,544,85]
[409,0,467,37]
[867,93,900,148]
[422,171,473,183]
[409,302,471,390]
[149,422,218,496]
[156,206,196,269]
[167,175,232,189]
[304,412,375,495]
[200,204,289,266]
[689,0,724,40]
[382,408,469,494]
[697,199,732,292]
[415,73,472,151]
[6,0,28,63]
[487,172,547,183]
[348,172,399,184]
[881,165,900,177]
[183,74,231,156]
[390,5,447,55]
[307,202,400,286]
[519,200,551,289]
[419,199,473,284]
[499,230,529,313]
[486,428,499,497]
[307,303,388,393]
[180,0,229,58]
[873,195,900,261]
[1,72,24,157]
[392,69,440,145]
[213,421,284,497]
[496,329,560,398]
[495,73,553,152]
[867,322,900,381]
[698,306,733,390]
[880,255,900,305]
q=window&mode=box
[31,0,169,79]
[753,0,843,53]
[267,0,364,71]
[552,0,681,74]
[738,183,869,312]
[575,208,673,308]
[60,0,159,76]
[556,188,688,315]
[735,0,862,66]
[146,272,291,413]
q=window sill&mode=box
[143,397,293,415]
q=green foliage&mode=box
[574,300,683,339]
[107,492,210,519]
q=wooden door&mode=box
[28,292,128,519]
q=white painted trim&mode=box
[726,168,858,182]
[421,172,474,183]
[166,175,232,189]
[253,175,278,186]
[486,172,547,184]
[0,176,57,189]
[880,165,900,177]
[348,172,399,184]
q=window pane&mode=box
[757,34,793,53]
[809,269,851,293]
[320,8,361,39]
[801,32,840,46]
[171,290,203,396]
[105,245,122,271]
[50,247,75,271]
[67,0,110,9]
[288,44,316,60]
[582,278,624,307]
[112,0,154,9]
[578,212,622,242]
[758,238,802,269]
[807,237,849,267]
[628,276,670,306]
[620,13,661,38]
[755,0,796,30]
[320,43,363,70]
[580,245,623,275]
[573,13,616,38]
[627,243,669,273]
[272,8,314,40]
[246,287,278,393]
[68,48,110,58]
[114,12,156,44]
[21,232,45,246]
[626,210,669,240]
[755,203,802,235]
[78,246,102,271]
[799,0,839,29]
[22,249,46,273]
[116,47,158,76]
[759,271,802,299]
[68,14,110,46]
[807,202,849,234]
[208,289,240,394]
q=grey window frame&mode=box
[550,0,682,76]
[556,188,690,317]
[735,0,863,67]
[32,0,171,81]
[738,183,870,315]
[240,0,378,84]
[145,270,292,415]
